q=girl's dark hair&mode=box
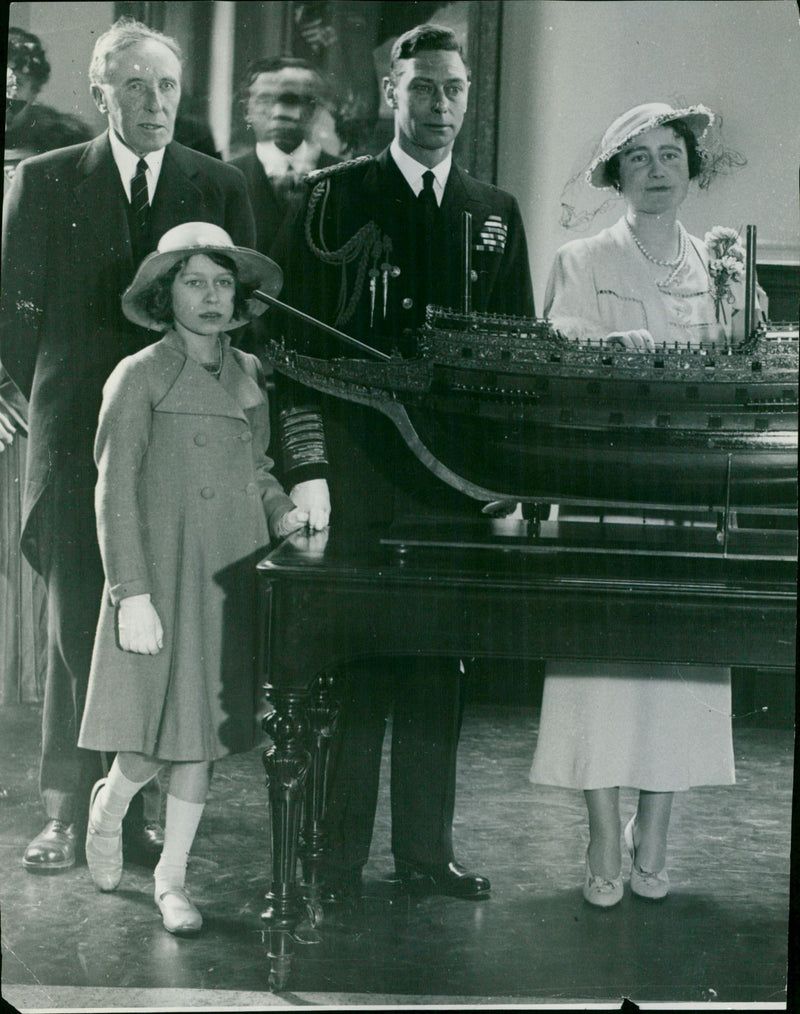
[137,252,253,326]
[604,118,703,189]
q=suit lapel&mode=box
[366,149,416,256]
[73,132,134,271]
[149,143,205,242]
[441,162,489,230]
[244,155,283,247]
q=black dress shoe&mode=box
[23,820,76,872]
[395,859,491,899]
[122,821,164,869]
[319,865,363,904]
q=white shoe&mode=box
[624,815,670,900]
[85,778,122,892]
[155,886,203,935]
[583,850,622,907]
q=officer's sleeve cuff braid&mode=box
[279,405,329,478]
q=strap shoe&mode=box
[85,778,123,892]
[156,886,203,935]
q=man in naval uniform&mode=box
[273,23,534,900]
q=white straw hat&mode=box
[587,102,715,189]
[122,222,283,330]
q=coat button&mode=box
[401,297,414,310]
[246,482,258,495]
[201,486,215,499]
[194,432,208,446]
[239,431,253,443]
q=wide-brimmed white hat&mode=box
[587,102,715,189]
[122,222,283,331]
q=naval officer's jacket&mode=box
[271,146,535,511]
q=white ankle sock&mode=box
[92,763,155,835]
[154,795,205,898]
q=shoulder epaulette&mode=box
[306,154,374,184]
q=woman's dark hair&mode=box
[9,27,51,91]
[604,118,703,189]
[136,252,253,326]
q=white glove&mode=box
[289,478,331,531]
[604,329,656,352]
[117,594,164,655]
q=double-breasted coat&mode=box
[78,333,294,761]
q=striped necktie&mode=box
[130,158,150,229]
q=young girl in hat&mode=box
[531,102,759,908]
[78,222,314,934]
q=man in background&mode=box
[230,56,339,258]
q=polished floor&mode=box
[0,670,795,1012]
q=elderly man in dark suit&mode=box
[229,56,339,259]
[0,16,255,874]
[274,24,534,901]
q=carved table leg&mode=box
[261,687,312,991]
[299,671,340,912]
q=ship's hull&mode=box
[266,310,798,510]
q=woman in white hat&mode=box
[545,102,757,349]
[77,223,313,934]
[531,104,746,908]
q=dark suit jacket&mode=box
[229,148,339,258]
[0,132,256,570]
[272,147,535,524]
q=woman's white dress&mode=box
[530,217,742,791]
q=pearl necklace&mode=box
[625,218,686,268]
[198,338,223,378]
[626,218,689,289]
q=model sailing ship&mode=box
[256,223,798,516]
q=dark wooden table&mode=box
[255,514,797,988]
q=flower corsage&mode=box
[704,226,745,325]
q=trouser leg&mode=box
[37,492,105,827]
[322,660,392,871]
[390,657,466,867]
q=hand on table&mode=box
[289,478,331,531]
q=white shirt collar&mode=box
[390,138,451,205]
[255,139,320,179]
[108,128,166,203]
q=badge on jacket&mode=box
[475,215,508,254]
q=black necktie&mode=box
[273,165,300,210]
[416,171,438,314]
[419,169,437,211]
[131,158,150,230]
